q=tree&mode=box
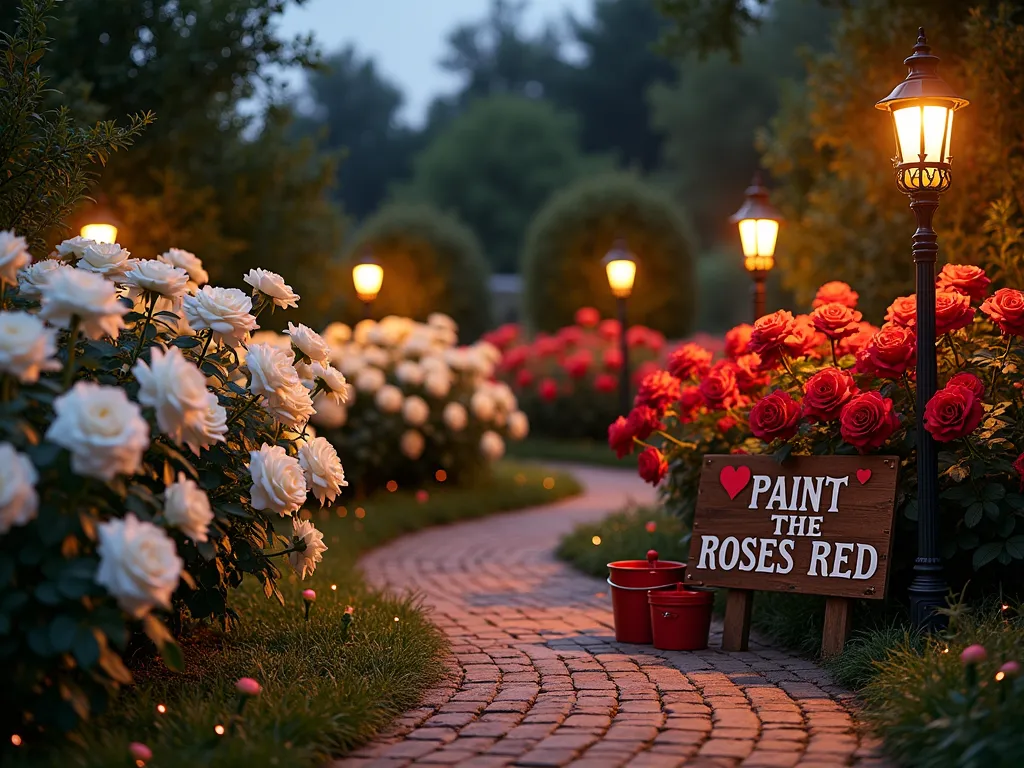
[297,46,422,220]
[397,95,608,273]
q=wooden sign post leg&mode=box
[721,589,753,651]
[821,597,853,657]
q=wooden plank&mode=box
[685,454,899,600]
[821,597,854,656]
[721,589,753,652]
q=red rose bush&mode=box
[608,271,1024,589]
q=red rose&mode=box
[749,310,797,362]
[937,264,991,302]
[575,306,601,328]
[626,405,664,440]
[981,288,1024,336]
[813,281,860,309]
[947,372,984,398]
[563,350,592,380]
[749,390,801,442]
[594,373,617,393]
[811,302,864,340]
[1014,453,1024,490]
[935,290,975,336]
[515,368,534,388]
[608,416,634,459]
[837,322,878,356]
[603,347,623,370]
[699,361,739,410]
[885,295,917,328]
[539,378,559,402]
[725,324,753,358]
[734,352,768,393]
[598,319,621,340]
[501,346,529,371]
[717,416,738,433]
[839,391,899,453]
[802,368,859,422]
[632,360,660,387]
[483,323,520,350]
[678,386,703,421]
[923,384,984,442]
[634,370,682,414]
[856,324,916,379]
[667,342,713,381]
[630,327,665,353]
[784,314,823,358]
[637,447,668,485]
[558,325,585,347]
[534,335,563,357]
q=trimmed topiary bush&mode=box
[521,173,696,337]
[339,204,492,340]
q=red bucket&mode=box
[648,583,714,651]
[607,549,686,644]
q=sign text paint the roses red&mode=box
[686,455,899,600]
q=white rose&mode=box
[96,514,182,618]
[395,360,424,387]
[0,230,32,286]
[480,430,506,461]
[400,429,425,460]
[134,345,222,451]
[362,345,389,369]
[375,384,404,414]
[0,443,38,533]
[353,319,376,345]
[298,437,347,506]
[492,382,518,412]
[17,259,68,298]
[442,401,468,432]
[420,355,449,375]
[183,286,258,347]
[428,312,457,334]
[508,410,529,440]
[186,396,228,455]
[158,248,208,288]
[245,342,300,398]
[286,322,330,363]
[401,332,434,359]
[424,371,451,399]
[77,242,136,279]
[46,382,149,480]
[470,391,496,421]
[243,268,299,309]
[304,361,349,404]
[322,322,351,347]
[0,311,60,383]
[289,518,327,579]
[337,353,365,378]
[39,268,129,340]
[124,260,189,309]
[263,381,316,429]
[402,395,430,427]
[474,341,502,365]
[55,236,96,260]
[355,367,385,394]
[248,444,307,516]
[311,393,347,429]
[164,473,214,542]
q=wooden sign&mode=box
[686,454,899,655]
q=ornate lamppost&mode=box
[603,239,637,416]
[876,28,969,627]
[731,173,781,321]
[352,254,384,320]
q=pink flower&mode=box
[129,743,153,761]
[302,589,316,602]
[999,661,1021,677]
[236,677,262,697]
[345,605,355,615]
[961,644,987,664]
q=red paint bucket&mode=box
[607,549,686,644]
[648,583,714,651]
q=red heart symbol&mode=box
[857,469,872,485]
[720,465,752,500]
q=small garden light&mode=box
[876,28,968,630]
[352,254,383,320]
[731,173,782,321]
[80,200,120,244]
[603,239,637,415]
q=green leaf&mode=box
[49,615,77,653]
[72,627,100,669]
[1005,535,1024,559]
[973,542,1003,570]
[983,501,1001,521]
[983,484,1006,501]
[35,581,62,604]
[964,502,983,528]
[159,638,185,673]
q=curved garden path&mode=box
[334,466,890,768]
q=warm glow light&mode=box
[1001,604,1009,611]
[892,105,954,188]
[394,616,400,622]
[156,704,167,714]
[11,734,22,746]
[996,671,1006,682]
[737,218,779,273]
[80,223,118,244]
[338,506,348,517]
[214,725,226,736]
[605,259,636,298]
[386,480,398,493]
[331,584,337,591]
[592,536,602,546]
[435,469,447,482]
[352,263,383,302]
[543,477,555,490]
[354,507,366,519]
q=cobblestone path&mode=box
[335,466,890,768]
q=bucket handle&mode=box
[606,578,679,592]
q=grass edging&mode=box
[14,461,581,768]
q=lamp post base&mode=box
[908,560,948,629]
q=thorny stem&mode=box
[991,334,1015,394]
[195,329,215,368]
[226,394,260,427]
[830,338,839,367]
[946,333,962,369]
[901,373,916,412]
[130,293,157,367]
[63,316,82,389]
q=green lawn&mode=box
[13,461,581,768]
[506,436,628,468]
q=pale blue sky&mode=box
[278,0,592,126]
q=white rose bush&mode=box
[0,232,345,735]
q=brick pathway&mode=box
[334,466,889,768]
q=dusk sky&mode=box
[278,0,592,126]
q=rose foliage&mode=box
[0,233,345,737]
[613,270,1024,596]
